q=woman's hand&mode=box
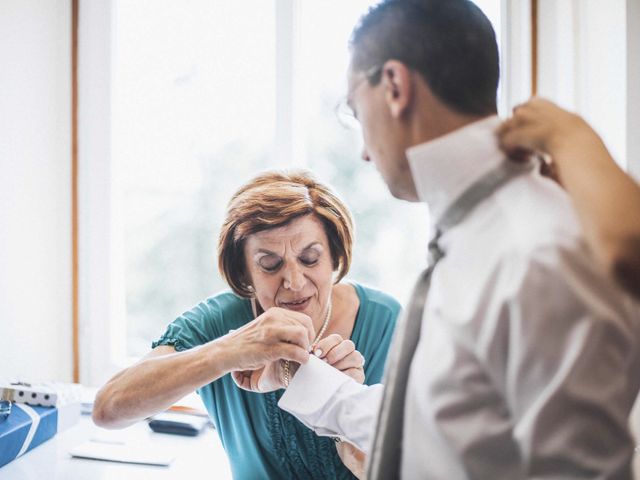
[313,334,366,384]
[497,97,593,163]
[224,307,314,392]
[497,97,599,185]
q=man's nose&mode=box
[283,263,306,291]
[361,148,371,162]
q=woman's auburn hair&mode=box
[218,169,355,298]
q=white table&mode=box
[0,414,232,480]
[5,410,640,479]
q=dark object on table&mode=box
[148,412,209,437]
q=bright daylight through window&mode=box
[113,0,502,358]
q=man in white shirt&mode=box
[277,0,640,478]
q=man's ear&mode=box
[381,60,412,118]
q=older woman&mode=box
[93,170,400,479]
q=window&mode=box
[80,0,517,384]
[113,0,278,357]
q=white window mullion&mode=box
[275,0,306,168]
[274,0,296,167]
[78,0,125,386]
[501,0,532,114]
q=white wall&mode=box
[0,1,73,381]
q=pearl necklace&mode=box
[311,300,332,348]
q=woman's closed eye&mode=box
[256,248,321,272]
[258,255,283,272]
[299,251,320,266]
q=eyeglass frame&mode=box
[335,64,383,131]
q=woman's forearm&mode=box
[93,341,229,429]
[93,306,314,429]
[550,129,640,297]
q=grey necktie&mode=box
[367,159,535,479]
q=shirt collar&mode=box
[407,115,503,227]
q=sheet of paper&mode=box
[69,440,174,466]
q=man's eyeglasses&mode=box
[335,65,383,131]
[0,400,11,423]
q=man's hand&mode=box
[231,360,292,393]
[336,441,367,479]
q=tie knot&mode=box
[427,230,444,266]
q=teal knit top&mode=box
[152,282,400,479]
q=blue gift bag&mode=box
[0,403,58,468]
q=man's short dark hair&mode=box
[350,0,499,116]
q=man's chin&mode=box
[378,167,419,202]
[386,179,420,202]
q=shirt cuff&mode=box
[278,355,352,416]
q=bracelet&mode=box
[282,359,290,388]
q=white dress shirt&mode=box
[279,116,640,479]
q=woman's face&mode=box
[243,214,334,324]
